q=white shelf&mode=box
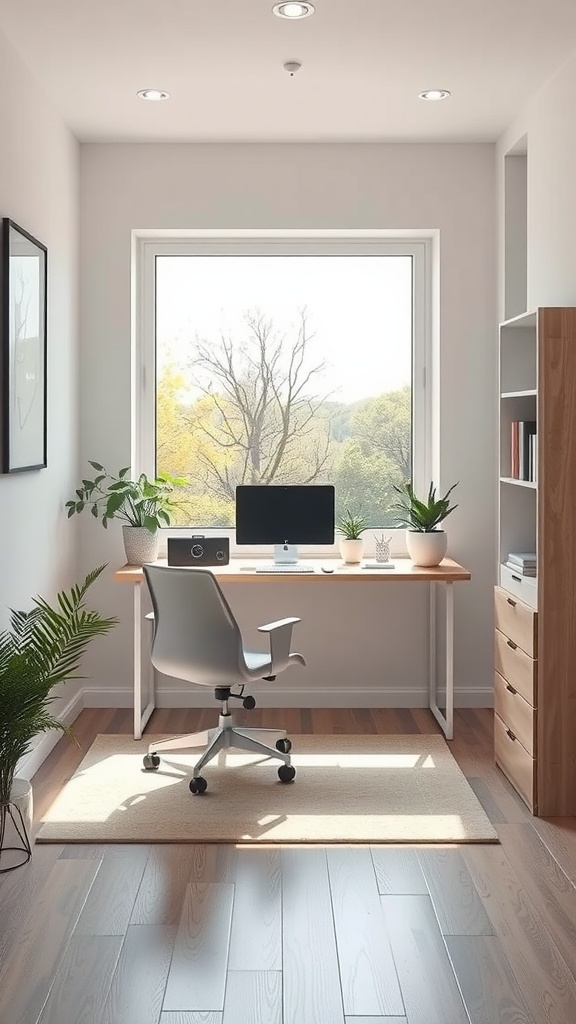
[500,476,537,489]
[499,311,536,329]
[501,389,537,399]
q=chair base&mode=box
[147,713,292,779]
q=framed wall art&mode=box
[0,218,47,472]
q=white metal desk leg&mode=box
[133,579,155,740]
[429,580,454,740]
[429,581,437,711]
[445,581,454,739]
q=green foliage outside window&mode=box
[155,312,412,529]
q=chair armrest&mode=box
[258,616,301,633]
[257,617,302,673]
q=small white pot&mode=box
[122,526,159,566]
[406,529,447,567]
[339,537,365,564]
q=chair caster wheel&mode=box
[276,738,292,754]
[143,753,160,770]
[278,764,296,783]
[189,776,207,795]
[243,696,256,710]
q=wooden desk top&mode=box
[114,557,471,584]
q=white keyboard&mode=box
[255,563,315,574]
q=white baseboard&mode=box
[17,691,84,782]
[83,683,493,709]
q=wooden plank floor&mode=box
[1,707,576,1023]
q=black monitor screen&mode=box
[235,485,335,545]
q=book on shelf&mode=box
[507,552,537,565]
[506,552,536,576]
[505,561,536,576]
[510,420,537,481]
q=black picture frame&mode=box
[0,218,47,472]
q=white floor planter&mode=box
[406,529,448,567]
[122,526,159,566]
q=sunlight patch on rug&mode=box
[36,733,497,844]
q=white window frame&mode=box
[133,230,434,558]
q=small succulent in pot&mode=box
[336,508,369,540]
[337,508,368,564]
[391,480,458,566]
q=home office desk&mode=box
[115,557,471,742]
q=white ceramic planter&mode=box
[122,526,160,566]
[339,537,365,564]
[406,529,447,567]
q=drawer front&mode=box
[494,712,536,811]
[494,671,536,755]
[494,586,538,658]
[500,563,537,610]
[494,628,537,707]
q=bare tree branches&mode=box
[184,309,333,500]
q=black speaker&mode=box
[167,535,230,567]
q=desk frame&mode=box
[114,557,471,741]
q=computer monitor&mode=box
[235,484,335,564]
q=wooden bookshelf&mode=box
[496,307,576,815]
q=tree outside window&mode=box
[155,254,413,527]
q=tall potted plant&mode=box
[66,463,188,565]
[0,565,117,872]
[391,480,458,566]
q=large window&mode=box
[137,236,430,536]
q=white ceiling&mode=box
[1,0,576,143]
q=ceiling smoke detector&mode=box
[273,2,315,18]
[283,61,302,76]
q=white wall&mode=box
[497,48,576,313]
[79,142,496,709]
[0,30,81,729]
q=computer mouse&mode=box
[321,565,335,573]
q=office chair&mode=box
[141,563,306,794]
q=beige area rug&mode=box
[36,733,497,845]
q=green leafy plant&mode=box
[0,565,117,809]
[391,481,458,532]
[66,462,188,532]
[337,508,369,540]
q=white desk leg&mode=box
[133,580,155,740]
[429,580,454,740]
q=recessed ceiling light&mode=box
[273,2,315,18]
[418,89,451,102]
[137,89,170,101]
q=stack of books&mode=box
[505,552,537,576]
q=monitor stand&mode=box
[274,542,298,565]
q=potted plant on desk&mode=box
[337,508,368,564]
[391,480,458,566]
[66,462,188,565]
[0,565,117,872]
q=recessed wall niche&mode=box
[504,135,528,320]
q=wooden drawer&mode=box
[494,586,538,658]
[494,712,536,811]
[499,563,537,610]
[494,628,537,707]
[494,671,536,755]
